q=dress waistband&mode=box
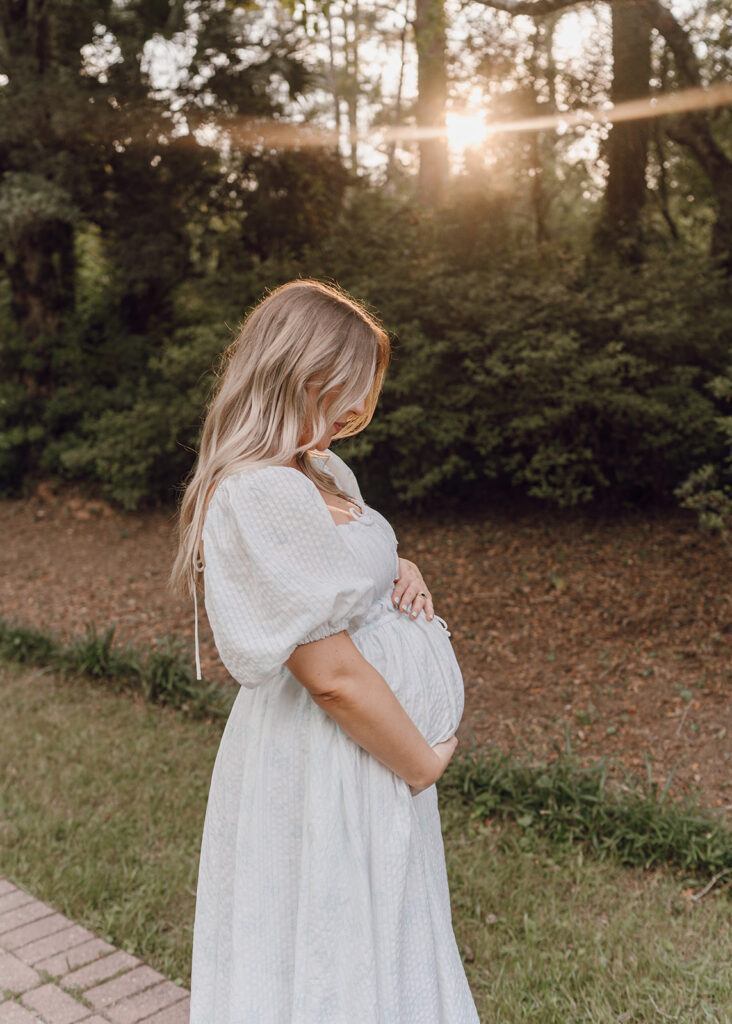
[192,588,452,682]
[356,593,451,637]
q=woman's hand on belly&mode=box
[392,557,434,622]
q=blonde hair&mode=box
[169,278,390,598]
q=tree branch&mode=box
[638,0,701,88]
[471,0,705,93]
[471,0,594,17]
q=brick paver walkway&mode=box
[0,879,189,1023]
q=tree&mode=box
[647,0,732,268]
[0,2,92,357]
[594,2,652,259]
[414,0,449,204]
[0,0,303,491]
[470,0,732,268]
[0,1,211,343]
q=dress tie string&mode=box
[193,553,204,682]
[433,615,451,637]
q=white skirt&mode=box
[190,600,481,1024]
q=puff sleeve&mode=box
[201,465,379,688]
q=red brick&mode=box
[61,950,139,992]
[12,925,97,968]
[105,981,188,1024]
[35,938,115,977]
[85,965,163,1010]
[0,951,40,994]
[0,1002,40,1023]
[21,982,89,1023]
[3,914,72,952]
[0,900,52,936]
[143,996,191,1023]
[0,893,34,917]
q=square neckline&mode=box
[324,502,364,527]
[207,456,367,529]
[287,453,367,528]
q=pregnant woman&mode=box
[171,279,480,1023]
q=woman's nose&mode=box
[350,397,366,417]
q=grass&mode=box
[443,796,732,1022]
[2,660,732,1021]
[0,616,234,720]
[441,740,732,876]
[4,615,732,883]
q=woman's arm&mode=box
[286,631,457,793]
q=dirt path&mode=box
[1,487,730,811]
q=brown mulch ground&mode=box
[1,485,731,812]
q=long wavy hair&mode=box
[170,279,391,598]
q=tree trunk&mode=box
[652,122,679,241]
[665,113,732,270]
[386,0,410,185]
[528,18,557,244]
[595,1,652,260]
[651,47,679,241]
[343,0,360,172]
[414,0,449,205]
[639,0,732,269]
[325,3,343,156]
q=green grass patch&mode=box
[2,661,732,1021]
[0,617,233,720]
[443,797,732,1022]
[442,742,732,878]
[5,614,731,884]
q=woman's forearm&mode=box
[312,664,440,789]
[286,633,440,790]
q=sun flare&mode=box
[446,111,489,153]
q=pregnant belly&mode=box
[351,607,465,747]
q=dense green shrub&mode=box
[2,189,731,509]
[320,197,732,507]
[675,367,732,551]
[56,323,225,509]
[342,245,731,508]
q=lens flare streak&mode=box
[218,83,732,150]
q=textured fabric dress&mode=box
[190,450,481,1024]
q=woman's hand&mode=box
[392,557,434,621]
[409,736,459,796]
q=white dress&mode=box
[190,451,480,1024]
